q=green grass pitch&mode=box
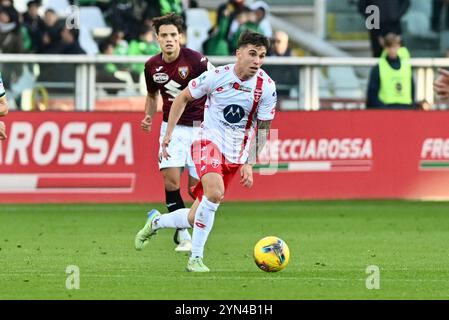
[1,200,449,300]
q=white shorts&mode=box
[158,121,200,179]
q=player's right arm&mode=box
[161,88,195,159]
[162,68,214,159]
[142,60,160,132]
[141,91,159,132]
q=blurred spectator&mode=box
[22,0,45,53]
[269,30,291,57]
[202,14,231,56]
[104,0,141,41]
[248,0,272,38]
[109,29,128,55]
[96,39,128,95]
[60,25,86,54]
[127,25,160,78]
[37,9,63,53]
[264,30,298,99]
[0,5,24,93]
[366,33,415,109]
[216,0,245,45]
[0,5,23,53]
[159,0,183,16]
[358,0,410,57]
[431,0,449,32]
[229,7,262,53]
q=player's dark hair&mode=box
[152,13,184,35]
[237,30,270,51]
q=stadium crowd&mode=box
[0,0,296,100]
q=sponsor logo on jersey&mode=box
[200,56,207,62]
[153,73,169,84]
[165,80,182,98]
[231,82,252,92]
[216,87,224,93]
[155,66,163,72]
[178,66,189,79]
[191,80,197,88]
[223,104,245,124]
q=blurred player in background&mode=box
[135,31,277,272]
[139,13,213,252]
[0,72,8,140]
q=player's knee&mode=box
[163,176,180,191]
[205,190,224,203]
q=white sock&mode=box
[177,229,192,242]
[191,196,219,259]
[152,208,191,230]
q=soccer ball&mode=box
[253,236,290,272]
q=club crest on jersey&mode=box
[178,66,189,79]
[223,104,245,123]
[153,73,169,84]
[254,88,262,102]
[211,158,221,168]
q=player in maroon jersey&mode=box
[136,13,213,252]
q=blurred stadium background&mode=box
[2,0,449,300]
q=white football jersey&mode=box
[188,64,277,164]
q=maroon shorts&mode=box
[190,139,241,200]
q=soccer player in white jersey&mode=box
[135,31,277,272]
[0,72,8,140]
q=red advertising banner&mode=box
[1,111,449,203]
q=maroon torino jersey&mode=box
[144,47,209,126]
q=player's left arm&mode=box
[241,80,277,188]
[240,120,272,188]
